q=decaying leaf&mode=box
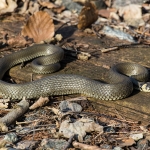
[21,11,54,43]
[59,118,103,142]
[118,138,135,147]
[0,0,17,14]
[7,35,32,48]
[38,0,58,9]
[77,2,98,29]
[19,0,40,14]
[38,0,65,13]
[0,139,8,148]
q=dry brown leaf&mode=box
[21,11,54,43]
[53,5,65,14]
[77,2,98,29]
[38,0,58,9]
[7,35,32,47]
[118,138,135,147]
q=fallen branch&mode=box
[0,98,29,128]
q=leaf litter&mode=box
[0,0,150,149]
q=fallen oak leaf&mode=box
[21,11,54,43]
[77,2,98,29]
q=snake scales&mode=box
[0,44,149,100]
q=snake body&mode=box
[0,44,149,100]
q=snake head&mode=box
[139,82,150,92]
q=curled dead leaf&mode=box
[21,11,54,43]
[77,2,98,29]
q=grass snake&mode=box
[0,44,149,100]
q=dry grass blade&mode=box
[21,11,54,43]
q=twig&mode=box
[137,28,149,43]
[113,108,126,121]
[67,111,138,124]
[93,131,103,140]
[101,47,118,53]
[52,16,69,24]
[63,135,74,150]
[16,119,40,125]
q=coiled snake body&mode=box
[0,44,149,100]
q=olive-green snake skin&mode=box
[0,44,149,100]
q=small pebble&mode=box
[113,146,123,150]
[59,100,82,112]
[4,132,18,143]
[129,133,143,141]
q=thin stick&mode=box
[63,135,74,150]
[101,47,118,53]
